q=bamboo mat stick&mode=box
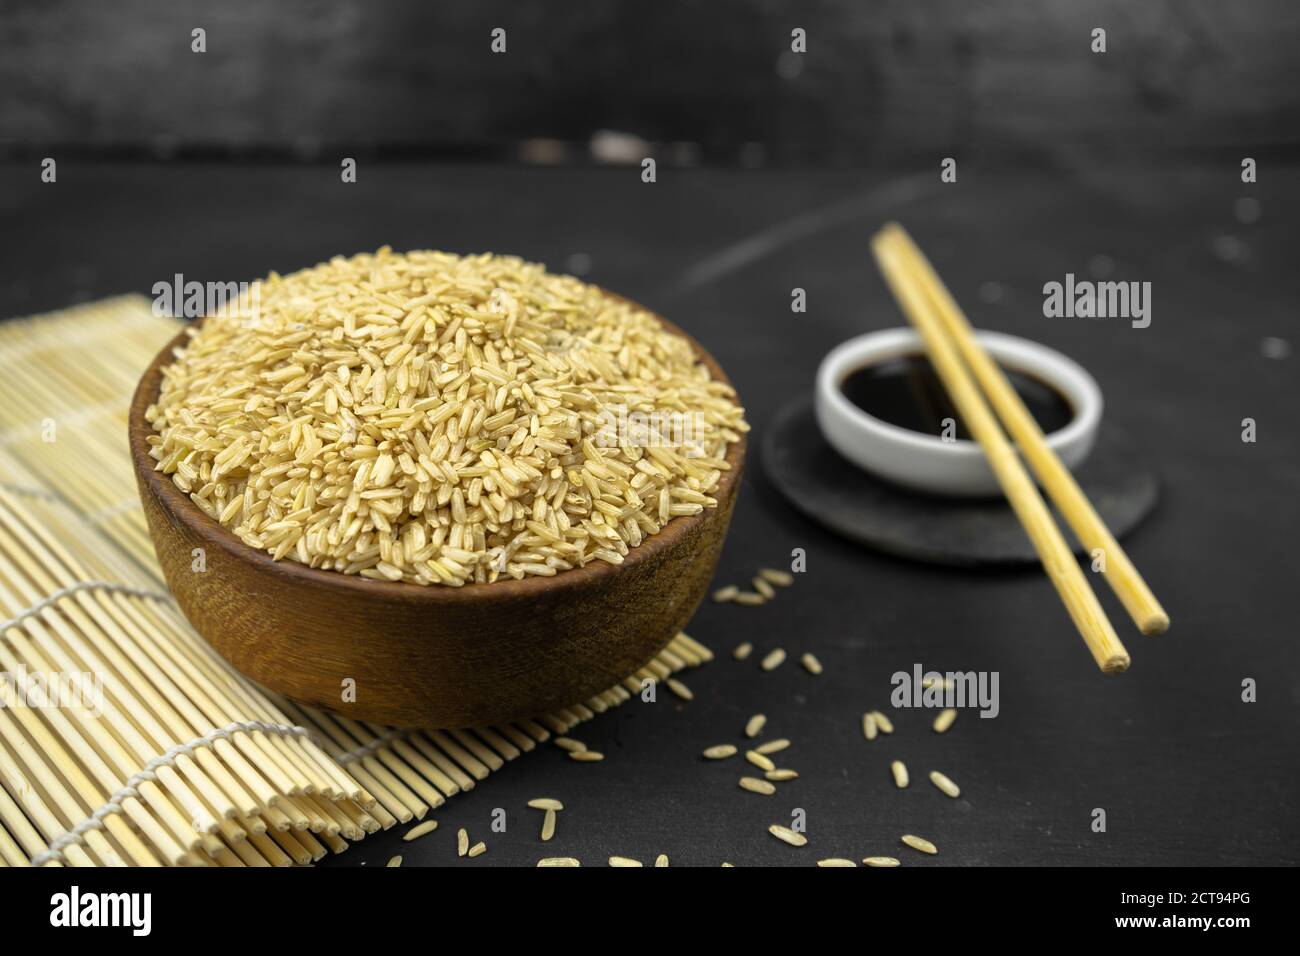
[0,642,157,865]
[880,224,1169,635]
[872,231,1131,673]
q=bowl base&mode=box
[763,397,1159,566]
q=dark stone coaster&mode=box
[761,398,1160,566]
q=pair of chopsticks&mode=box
[870,224,1168,673]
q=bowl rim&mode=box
[128,290,747,605]
[815,327,1102,462]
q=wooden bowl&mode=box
[128,302,745,729]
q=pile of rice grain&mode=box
[146,249,747,586]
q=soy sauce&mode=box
[839,353,1074,440]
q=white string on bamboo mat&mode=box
[86,496,146,523]
[29,719,314,867]
[0,580,173,635]
[0,397,127,443]
[0,480,64,503]
[334,727,409,765]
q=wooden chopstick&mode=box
[870,230,1131,674]
[881,223,1169,637]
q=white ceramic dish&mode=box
[814,328,1102,498]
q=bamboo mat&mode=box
[0,296,711,866]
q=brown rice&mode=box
[147,249,747,586]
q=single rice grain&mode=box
[666,677,693,700]
[733,642,753,661]
[734,592,766,606]
[387,855,402,867]
[801,653,822,675]
[537,857,581,867]
[527,798,564,811]
[753,576,776,599]
[755,738,790,755]
[862,712,878,740]
[740,776,777,795]
[745,750,776,772]
[609,856,643,867]
[768,824,808,847]
[713,585,740,602]
[901,834,938,855]
[929,770,961,798]
[765,769,799,781]
[541,808,557,841]
[761,648,786,672]
[933,708,958,734]
[891,760,909,789]
[569,750,604,762]
[703,744,738,760]
[745,713,767,738]
[817,858,856,867]
[863,856,900,867]
[403,820,438,841]
[758,568,794,586]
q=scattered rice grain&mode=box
[457,827,469,857]
[541,808,557,841]
[765,769,799,781]
[863,856,900,867]
[467,841,487,858]
[734,592,766,606]
[761,648,786,672]
[871,710,895,734]
[527,798,565,811]
[537,857,581,867]
[609,856,643,867]
[387,855,402,867]
[403,820,438,841]
[740,776,777,795]
[553,737,586,753]
[758,568,794,586]
[933,708,958,734]
[891,760,909,789]
[745,750,776,772]
[745,713,766,738]
[929,770,961,798]
[569,750,604,762]
[901,834,938,855]
[666,677,693,700]
[753,576,776,599]
[801,652,822,675]
[655,854,669,867]
[712,585,740,602]
[703,744,738,760]
[733,642,753,660]
[862,713,878,741]
[817,858,856,867]
[754,738,790,755]
[768,824,808,847]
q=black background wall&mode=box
[3,0,1298,163]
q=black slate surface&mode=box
[1,160,1296,866]
[763,398,1159,565]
